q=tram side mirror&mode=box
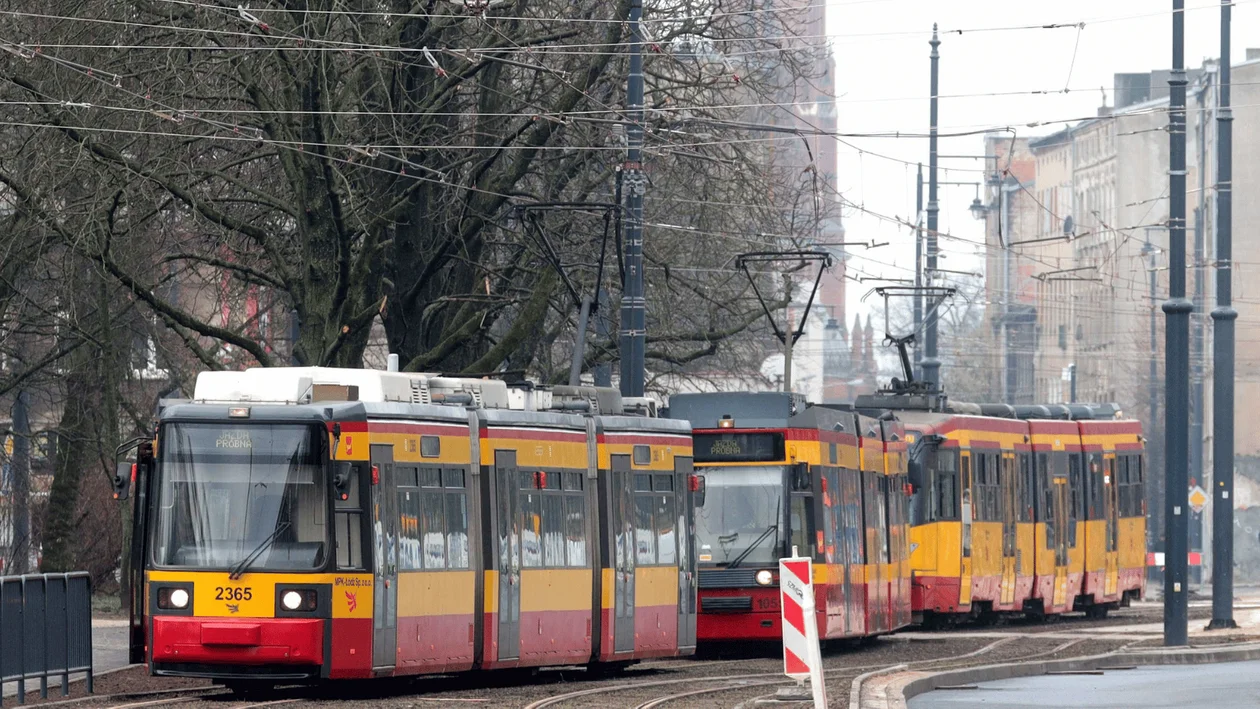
[689,474,706,507]
[113,462,134,501]
[333,462,353,502]
[791,462,810,492]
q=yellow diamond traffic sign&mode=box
[1188,485,1208,514]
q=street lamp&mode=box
[969,196,987,221]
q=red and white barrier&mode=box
[780,547,827,707]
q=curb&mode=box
[887,642,1260,708]
[848,664,905,709]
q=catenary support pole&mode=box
[783,274,794,393]
[1209,0,1238,630]
[914,163,924,378]
[1164,0,1191,647]
[618,0,647,398]
[1145,238,1164,590]
[923,25,942,390]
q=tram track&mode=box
[524,637,1047,708]
[16,629,1162,709]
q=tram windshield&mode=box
[151,423,328,571]
[694,465,783,567]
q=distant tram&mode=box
[852,391,1146,624]
[114,369,697,686]
[664,392,911,643]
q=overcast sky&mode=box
[826,0,1260,325]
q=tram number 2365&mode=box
[216,587,253,601]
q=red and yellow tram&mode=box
[114,370,696,684]
[866,396,1146,624]
[663,392,912,643]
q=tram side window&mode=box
[1018,454,1034,522]
[1123,458,1134,518]
[654,474,677,565]
[398,466,470,571]
[633,474,656,564]
[543,487,566,567]
[521,471,544,568]
[1117,455,1143,518]
[1067,456,1081,547]
[789,495,815,561]
[335,464,366,570]
[565,473,588,567]
[1133,455,1145,517]
[420,469,447,569]
[877,476,890,563]
[445,469,470,569]
[973,454,986,521]
[521,470,589,568]
[398,476,422,571]
[885,474,904,564]
[1037,453,1055,549]
[930,450,958,521]
[852,470,866,565]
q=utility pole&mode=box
[10,388,30,574]
[1144,237,1164,592]
[1069,364,1077,404]
[1163,0,1191,647]
[618,0,647,398]
[1190,67,1212,590]
[1209,0,1238,630]
[913,164,924,379]
[923,25,942,391]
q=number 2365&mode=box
[215,587,252,601]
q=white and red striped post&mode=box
[780,547,827,707]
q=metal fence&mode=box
[0,573,93,706]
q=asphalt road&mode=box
[909,659,1260,709]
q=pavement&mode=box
[861,593,1260,709]
[908,659,1260,709]
[1,618,132,699]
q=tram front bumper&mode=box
[697,588,783,642]
[151,616,325,667]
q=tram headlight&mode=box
[277,588,319,613]
[157,587,190,610]
[755,570,774,586]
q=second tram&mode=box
[664,392,912,643]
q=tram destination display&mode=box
[693,432,785,463]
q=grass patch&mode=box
[91,592,123,616]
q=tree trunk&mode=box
[40,363,95,573]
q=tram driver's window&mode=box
[335,464,365,570]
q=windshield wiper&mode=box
[228,520,291,580]
[727,523,779,569]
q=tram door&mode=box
[1052,474,1070,610]
[1000,453,1017,606]
[959,452,973,608]
[675,457,698,651]
[1103,456,1119,597]
[370,445,398,672]
[611,455,637,653]
[495,451,521,661]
